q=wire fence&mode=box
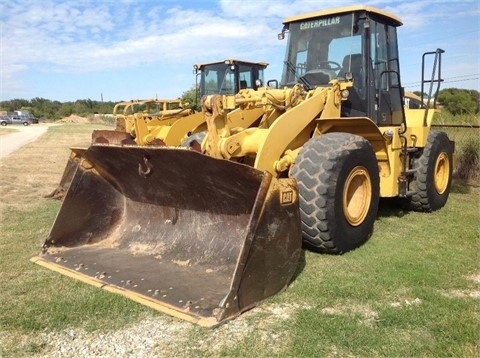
[432,124,480,151]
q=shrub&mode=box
[454,136,480,184]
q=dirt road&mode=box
[0,123,52,159]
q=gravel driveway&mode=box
[0,123,52,159]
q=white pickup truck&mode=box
[0,111,37,126]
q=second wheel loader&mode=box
[32,5,453,327]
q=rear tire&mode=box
[290,133,380,254]
[401,130,453,211]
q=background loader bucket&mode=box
[32,145,302,327]
[44,147,86,199]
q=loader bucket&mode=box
[91,129,137,145]
[32,145,302,327]
[45,130,160,200]
[44,147,87,199]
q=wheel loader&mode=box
[45,59,269,199]
[114,59,269,139]
[32,5,454,327]
[126,59,269,147]
[113,98,193,135]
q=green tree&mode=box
[437,88,479,115]
[181,85,201,111]
[58,103,75,118]
[0,98,29,112]
[28,97,62,119]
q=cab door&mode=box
[368,19,404,126]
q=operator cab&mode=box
[195,59,268,97]
[280,5,404,125]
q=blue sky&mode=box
[1,0,478,102]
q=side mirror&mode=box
[267,79,279,89]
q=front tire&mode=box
[402,130,453,211]
[290,133,380,254]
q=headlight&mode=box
[383,129,394,141]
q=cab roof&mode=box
[283,5,403,27]
[195,60,269,69]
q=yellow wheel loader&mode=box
[123,59,269,147]
[32,5,453,327]
[113,98,194,136]
[113,59,269,145]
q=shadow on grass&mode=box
[376,180,476,219]
[376,197,408,219]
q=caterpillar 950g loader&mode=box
[32,5,453,327]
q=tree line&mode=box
[0,88,478,120]
[0,97,117,120]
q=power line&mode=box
[443,74,480,80]
[403,74,480,88]
[443,77,479,84]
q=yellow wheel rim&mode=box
[434,152,450,194]
[343,166,372,227]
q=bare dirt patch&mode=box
[321,301,379,326]
[439,273,480,299]
[60,114,102,123]
[389,297,423,308]
[468,273,480,284]
[0,123,53,159]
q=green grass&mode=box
[281,192,479,357]
[433,111,480,126]
[0,123,479,357]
